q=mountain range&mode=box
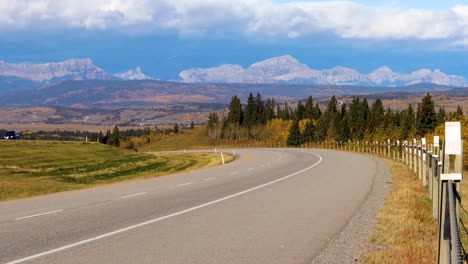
[1,56,467,92]
[179,55,468,87]
[0,59,152,92]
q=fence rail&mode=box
[308,122,464,264]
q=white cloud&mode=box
[1,0,468,43]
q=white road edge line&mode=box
[15,209,64,221]
[6,152,322,264]
[177,182,193,187]
[231,172,239,175]
[119,192,147,199]
[204,178,215,181]
[248,168,254,171]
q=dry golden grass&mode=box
[360,159,437,263]
[459,172,468,260]
[0,141,233,201]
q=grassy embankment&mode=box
[136,129,276,152]
[0,140,232,201]
[360,159,438,263]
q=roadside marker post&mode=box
[221,152,225,165]
[422,138,427,186]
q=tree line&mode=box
[206,92,464,146]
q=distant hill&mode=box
[179,55,468,87]
[0,79,461,108]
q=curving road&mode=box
[0,148,386,264]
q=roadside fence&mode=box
[309,122,464,264]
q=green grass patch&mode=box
[360,160,437,263]
[0,140,232,200]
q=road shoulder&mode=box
[312,157,391,263]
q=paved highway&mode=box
[0,148,386,264]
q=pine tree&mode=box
[436,107,446,125]
[316,95,339,140]
[337,103,350,141]
[369,98,384,132]
[304,96,314,120]
[109,126,120,147]
[416,93,437,136]
[255,93,266,125]
[348,97,367,140]
[286,120,302,146]
[227,95,243,125]
[243,93,256,127]
[264,98,275,121]
[400,104,414,139]
[455,105,464,121]
[302,120,316,143]
[295,101,305,120]
[313,102,321,120]
[383,107,393,131]
[190,121,195,130]
[174,124,179,133]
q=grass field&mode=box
[0,140,232,200]
[360,160,438,263]
[138,129,278,152]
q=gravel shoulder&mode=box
[311,155,392,264]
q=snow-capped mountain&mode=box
[179,55,468,87]
[0,58,111,82]
[114,66,153,80]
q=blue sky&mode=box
[1,0,468,80]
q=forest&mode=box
[206,93,464,146]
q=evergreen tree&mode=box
[255,93,266,125]
[416,93,437,136]
[400,104,414,139]
[383,107,393,131]
[174,124,179,133]
[302,120,316,143]
[286,120,302,146]
[316,95,339,140]
[313,102,321,120]
[190,121,195,130]
[279,102,291,120]
[369,98,384,132]
[348,97,366,140]
[436,107,446,125]
[227,95,243,125]
[304,96,315,120]
[109,126,120,147]
[264,98,275,121]
[295,101,305,120]
[243,93,256,127]
[455,105,464,121]
[337,104,351,142]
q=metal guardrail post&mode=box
[437,122,463,264]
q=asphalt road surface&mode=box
[0,148,385,264]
